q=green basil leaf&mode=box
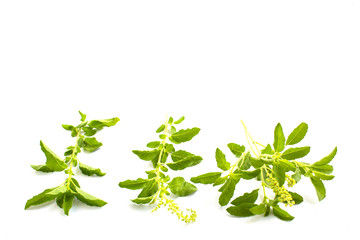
[79,162,106,177]
[216,148,230,171]
[170,127,200,143]
[310,164,334,174]
[88,117,120,129]
[75,187,107,207]
[25,186,59,209]
[138,179,158,198]
[168,116,174,124]
[63,192,75,216]
[310,176,326,201]
[79,111,87,122]
[132,149,160,161]
[219,179,236,206]
[288,191,303,205]
[281,147,310,160]
[174,116,185,124]
[273,123,285,152]
[31,164,55,173]
[227,143,245,158]
[273,164,285,186]
[312,147,337,166]
[82,137,103,152]
[118,178,150,190]
[286,122,308,146]
[292,168,302,182]
[62,124,75,131]
[83,127,97,136]
[261,144,274,154]
[169,177,197,197]
[167,155,202,171]
[146,141,161,148]
[273,205,294,221]
[313,171,335,180]
[156,124,165,133]
[226,203,257,217]
[40,141,67,171]
[250,204,267,215]
[238,169,261,180]
[190,172,222,184]
[231,189,259,205]
[131,196,154,204]
[171,150,194,162]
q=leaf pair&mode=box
[25,179,106,215]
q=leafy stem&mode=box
[66,122,83,189]
[119,116,201,223]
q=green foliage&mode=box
[119,116,201,223]
[191,121,337,221]
[25,111,119,215]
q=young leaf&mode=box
[273,205,294,221]
[88,117,120,129]
[219,179,236,206]
[227,143,245,158]
[39,141,67,171]
[312,147,337,166]
[79,111,87,122]
[82,137,103,152]
[174,116,185,124]
[75,187,107,207]
[79,162,106,176]
[281,147,310,160]
[273,123,285,152]
[215,148,230,171]
[286,122,308,146]
[226,203,257,217]
[170,127,200,143]
[119,178,150,190]
[231,189,259,206]
[190,172,222,184]
[310,176,326,201]
[167,155,202,170]
[169,177,197,197]
[261,144,274,154]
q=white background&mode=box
[1,0,359,239]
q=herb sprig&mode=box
[25,111,119,215]
[191,121,337,221]
[119,116,202,223]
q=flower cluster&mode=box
[266,174,295,207]
[152,196,197,223]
